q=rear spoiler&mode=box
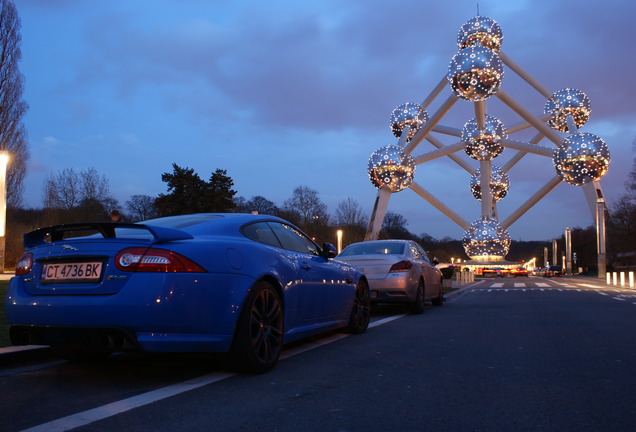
[23,222,194,249]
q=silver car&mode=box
[337,239,443,313]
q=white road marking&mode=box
[490,283,504,288]
[514,283,526,287]
[535,283,550,287]
[20,372,235,432]
[21,315,406,432]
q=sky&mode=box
[11,0,636,242]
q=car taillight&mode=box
[389,260,413,272]
[115,247,206,273]
[15,253,34,275]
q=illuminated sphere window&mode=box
[470,165,509,202]
[457,16,503,51]
[544,88,591,132]
[390,102,429,142]
[448,46,503,101]
[368,145,415,192]
[462,217,511,261]
[462,114,507,160]
[553,132,610,186]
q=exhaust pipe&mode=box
[98,333,126,350]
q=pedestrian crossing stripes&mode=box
[479,282,558,289]
[478,281,602,289]
[469,281,636,306]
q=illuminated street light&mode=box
[0,151,8,273]
[336,230,343,254]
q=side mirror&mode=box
[321,242,337,259]
[432,257,440,265]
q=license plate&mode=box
[40,262,103,282]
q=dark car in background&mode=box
[482,267,504,277]
[544,265,563,277]
[511,267,529,277]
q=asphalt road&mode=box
[1,276,635,432]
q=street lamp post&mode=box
[0,151,8,274]
[336,230,343,254]
[596,198,607,279]
[564,227,572,275]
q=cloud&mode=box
[14,0,636,240]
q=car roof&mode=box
[140,213,287,232]
[346,239,413,245]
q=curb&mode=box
[444,280,484,301]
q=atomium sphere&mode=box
[448,46,504,101]
[462,217,511,261]
[368,145,415,192]
[457,16,503,51]
[462,115,507,160]
[390,102,429,142]
[470,165,509,202]
[553,132,610,186]
[544,88,591,132]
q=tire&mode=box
[409,280,425,314]
[432,279,444,306]
[230,281,284,374]
[346,279,370,334]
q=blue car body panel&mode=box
[5,213,363,353]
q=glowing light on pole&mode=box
[336,230,343,254]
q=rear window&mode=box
[339,242,405,257]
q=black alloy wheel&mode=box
[231,281,284,374]
[346,279,370,333]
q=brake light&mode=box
[389,260,413,272]
[15,253,34,275]
[115,247,206,273]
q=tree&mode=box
[607,136,636,269]
[282,186,329,236]
[155,164,207,216]
[334,197,368,227]
[381,211,413,239]
[155,164,238,216]
[205,168,236,212]
[244,195,279,215]
[43,168,79,209]
[41,166,117,222]
[126,194,157,222]
[0,0,29,207]
[334,197,368,245]
[42,167,114,210]
[625,137,636,198]
[80,167,112,204]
